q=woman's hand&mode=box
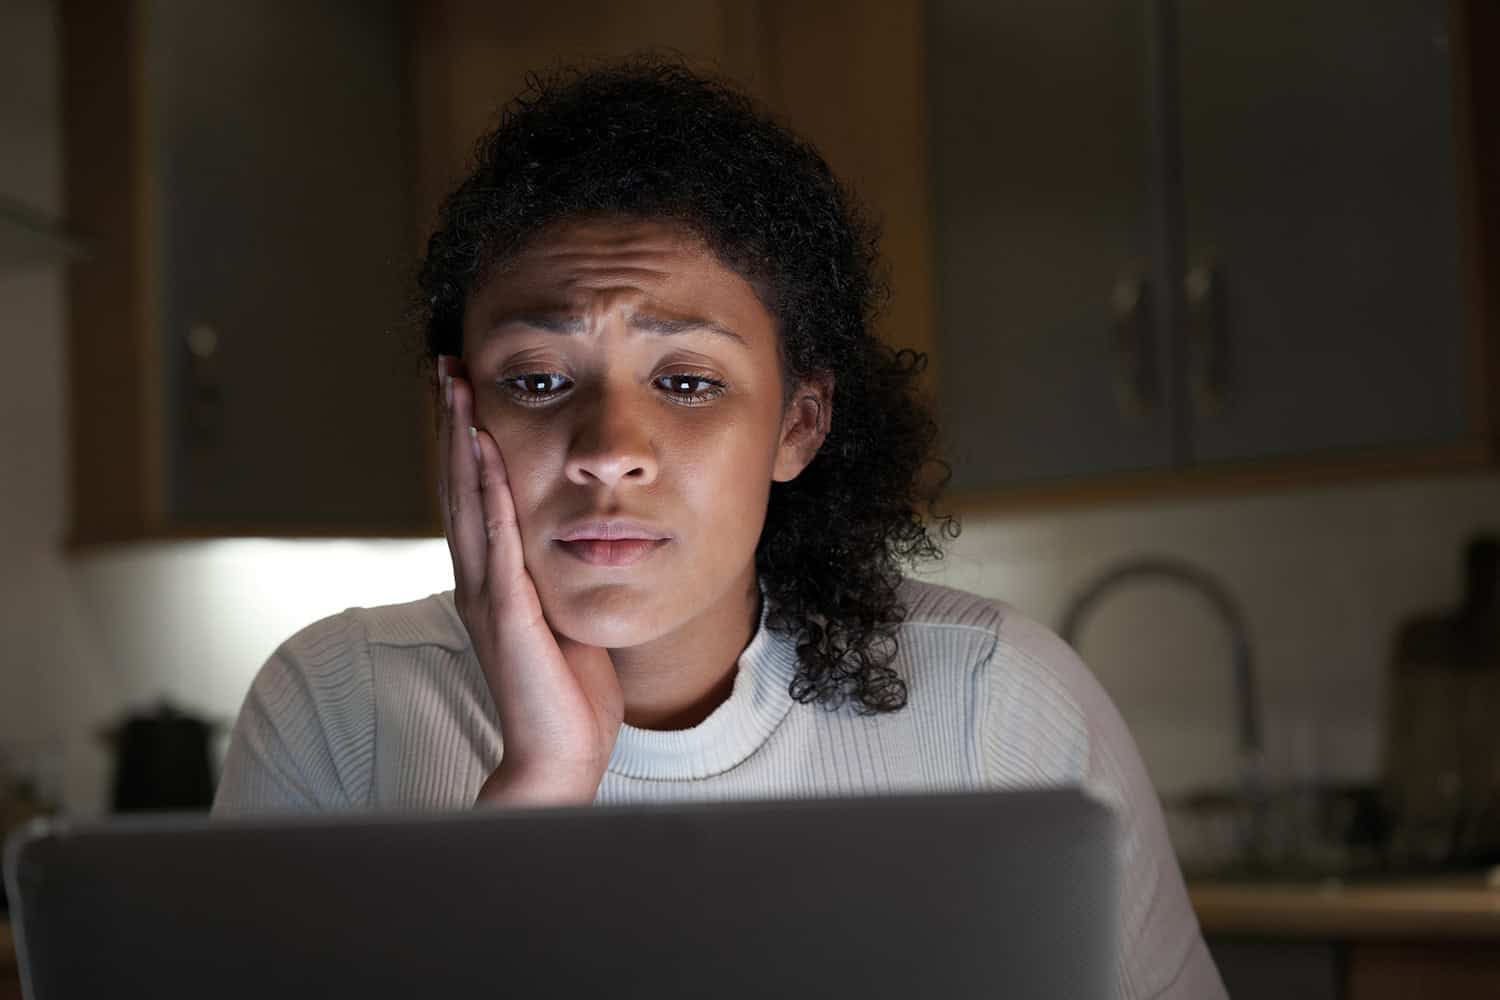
[437,356,625,807]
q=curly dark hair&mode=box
[416,55,957,715]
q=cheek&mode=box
[484,417,563,528]
[665,410,780,519]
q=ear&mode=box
[771,373,834,483]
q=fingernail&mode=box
[444,374,453,409]
[469,425,481,462]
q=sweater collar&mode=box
[605,585,801,781]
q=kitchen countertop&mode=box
[1189,875,1500,940]
[6,882,1500,956]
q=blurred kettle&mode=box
[1383,535,1500,867]
[99,701,226,812]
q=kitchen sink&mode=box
[1166,782,1500,888]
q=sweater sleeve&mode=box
[212,610,376,815]
[982,612,1227,1000]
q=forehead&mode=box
[464,217,774,339]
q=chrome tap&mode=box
[1059,557,1267,857]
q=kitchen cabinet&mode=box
[409,0,932,364]
[63,0,1497,537]
[0,921,15,1000]
[1208,939,1341,1000]
[927,0,1171,487]
[408,1,769,255]
[1179,0,1467,465]
[64,0,932,543]
[1209,939,1500,1000]
[1347,943,1500,1000]
[62,0,431,543]
[1196,880,1500,999]
[929,0,1499,505]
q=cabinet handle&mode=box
[1185,262,1231,417]
[184,322,224,446]
[1111,275,1157,420]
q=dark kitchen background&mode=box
[1,1,1497,997]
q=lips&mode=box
[556,537,669,567]
[556,518,670,543]
[553,518,672,567]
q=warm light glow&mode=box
[67,537,456,724]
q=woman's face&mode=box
[461,217,830,648]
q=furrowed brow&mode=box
[627,313,746,345]
[496,312,587,334]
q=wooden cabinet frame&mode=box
[60,1,1498,540]
[61,0,434,545]
[942,0,1499,514]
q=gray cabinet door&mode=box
[151,0,428,529]
[929,0,1174,491]
[1178,0,1469,465]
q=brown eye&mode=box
[654,373,726,403]
[503,372,573,402]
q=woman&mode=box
[214,59,1225,997]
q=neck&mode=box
[611,569,761,731]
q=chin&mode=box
[537,580,681,649]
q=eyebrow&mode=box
[493,311,747,346]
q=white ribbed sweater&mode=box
[213,578,1225,999]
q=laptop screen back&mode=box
[6,788,1117,999]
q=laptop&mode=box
[5,787,1117,999]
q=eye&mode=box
[655,372,726,404]
[502,372,573,403]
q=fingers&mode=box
[436,355,456,559]
[438,355,533,628]
[472,424,530,599]
[442,358,488,599]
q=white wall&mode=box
[918,474,1500,797]
[4,0,1497,817]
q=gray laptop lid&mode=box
[5,788,1117,999]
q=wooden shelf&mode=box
[1191,878,1500,941]
[943,440,1499,516]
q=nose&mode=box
[563,386,659,489]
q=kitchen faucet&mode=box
[1059,557,1267,857]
